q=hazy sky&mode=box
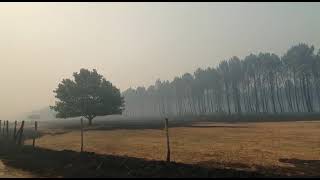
[1,2,320,119]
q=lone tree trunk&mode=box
[88,118,93,126]
[85,115,95,126]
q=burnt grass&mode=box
[2,115,320,178]
[0,141,287,178]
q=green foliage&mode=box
[51,69,124,124]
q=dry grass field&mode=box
[24,120,320,176]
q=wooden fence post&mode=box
[2,120,5,136]
[13,121,17,140]
[14,121,20,144]
[32,121,38,148]
[164,118,171,163]
[6,120,9,138]
[17,121,25,146]
[80,118,84,152]
[0,120,2,135]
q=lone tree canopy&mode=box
[50,69,124,125]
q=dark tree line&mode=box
[122,43,320,117]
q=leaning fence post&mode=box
[80,118,84,152]
[164,118,171,162]
[13,121,17,140]
[32,121,38,148]
[18,121,25,146]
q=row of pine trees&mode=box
[122,43,320,117]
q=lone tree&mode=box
[50,68,124,126]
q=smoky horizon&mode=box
[1,2,320,119]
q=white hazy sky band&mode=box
[0,2,320,119]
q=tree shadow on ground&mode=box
[0,143,281,178]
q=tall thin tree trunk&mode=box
[269,76,277,113]
[254,77,260,113]
[293,73,300,112]
[225,82,231,115]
